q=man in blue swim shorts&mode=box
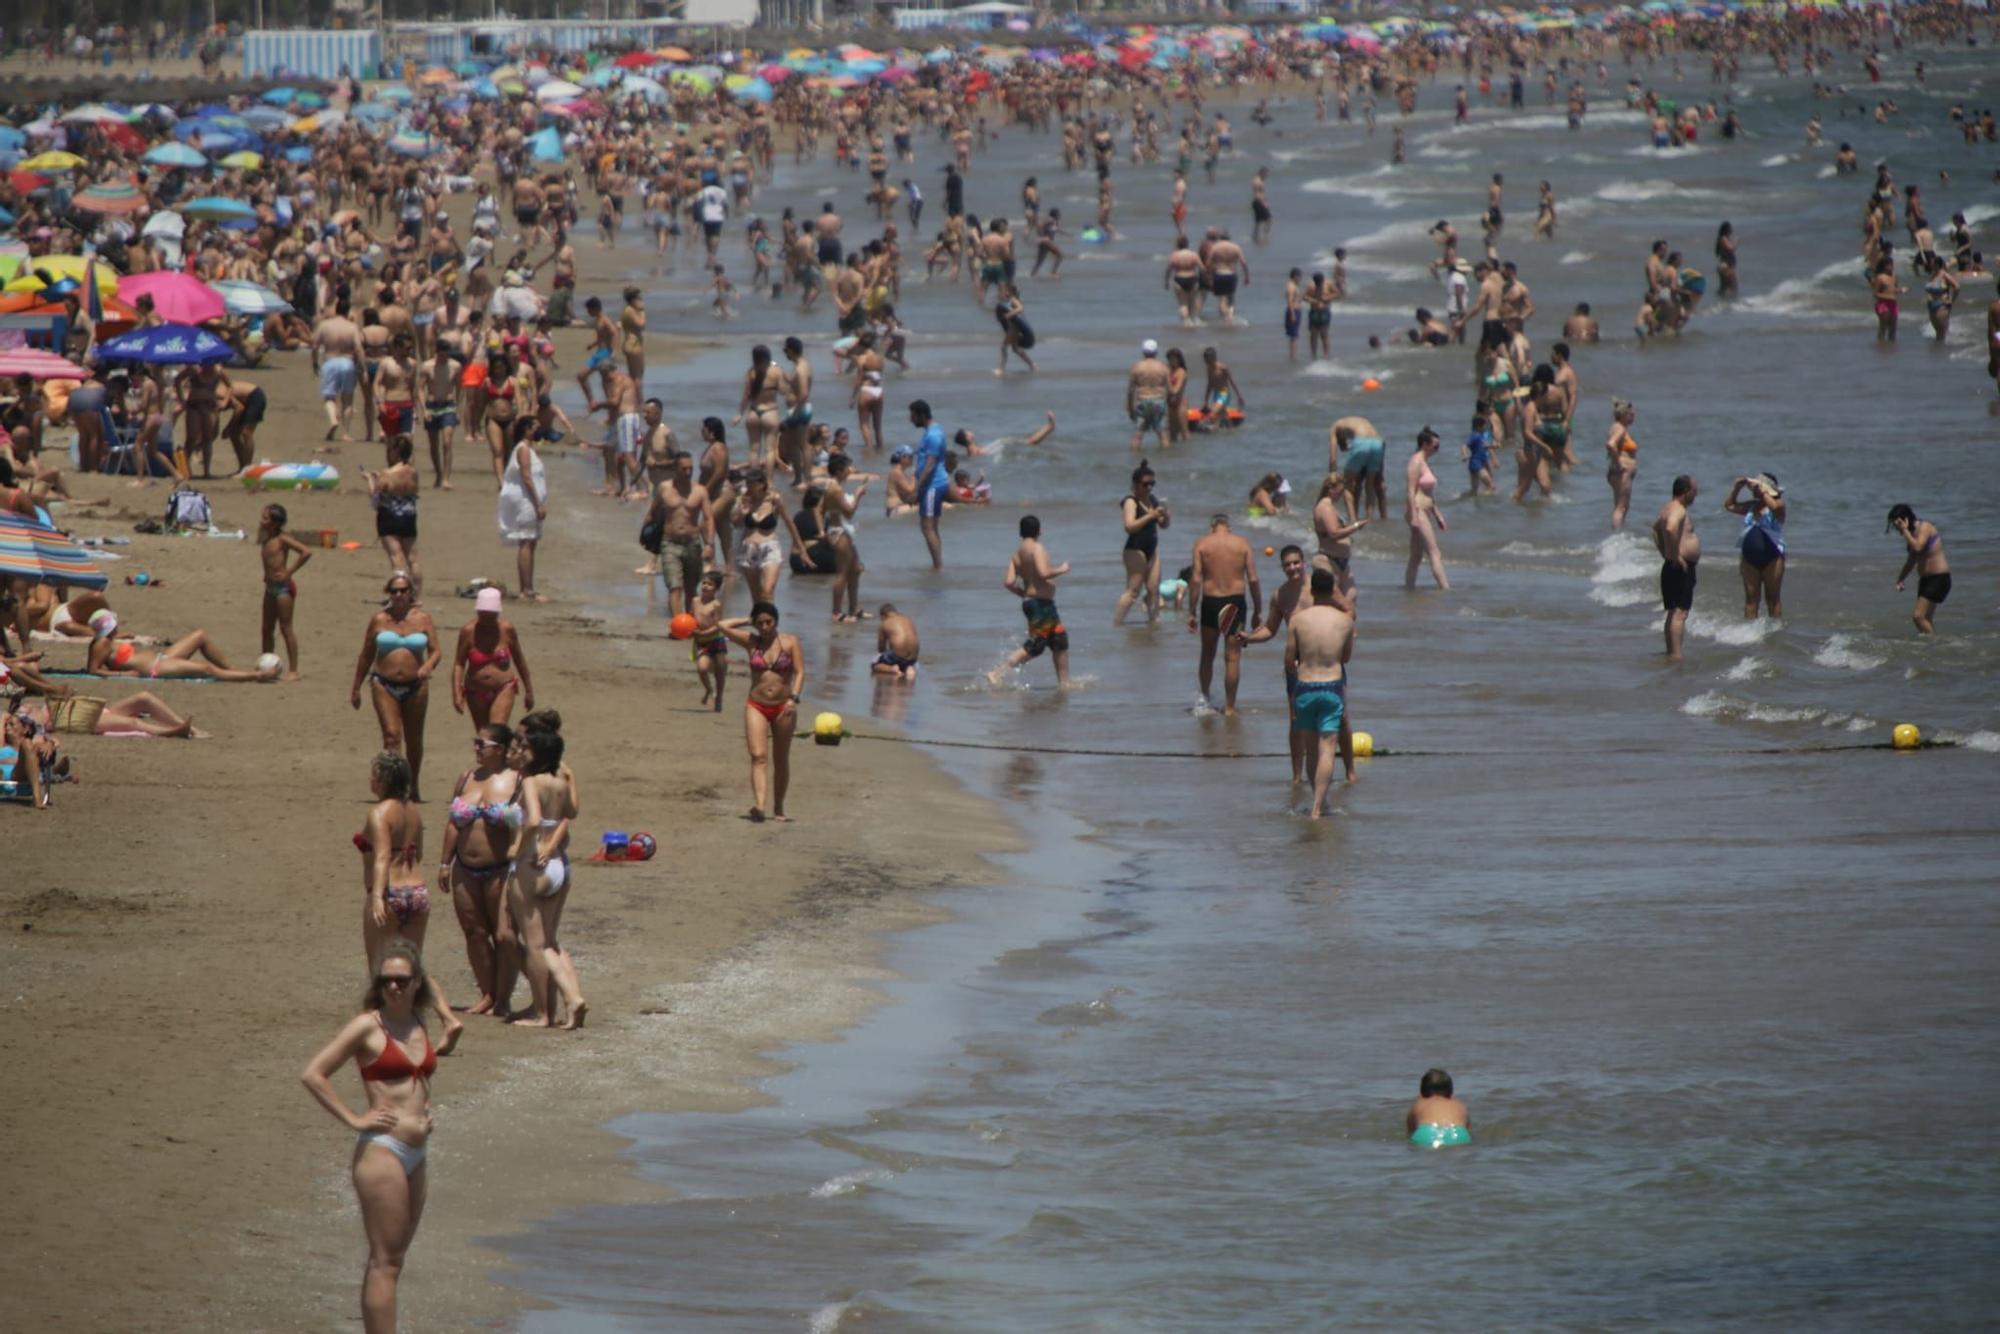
[1285,567,1356,820]
[1333,416,1389,521]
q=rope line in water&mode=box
[840,732,1956,760]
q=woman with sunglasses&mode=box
[301,939,441,1334]
[354,750,463,1053]
[1114,461,1170,625]
[734,469,813,605]
[350,576,441,802]
[715,602,805,823]
[440,724,523,1017]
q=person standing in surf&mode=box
[990,515,1072,688]
[1286,568,1355,820]
[1188,515,1261,716]
[1652,475,1701,662]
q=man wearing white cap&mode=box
[1127,340,1171,455]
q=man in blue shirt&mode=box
[910,399,949,569]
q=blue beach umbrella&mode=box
[351,102,398,123]
[144,141,207,168]
[179,195,258,223]
[95,323,234,365]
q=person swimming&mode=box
[1406,1067,1471,1148]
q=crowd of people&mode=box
[4,5,1990,1324]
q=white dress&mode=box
[497,443,546,544]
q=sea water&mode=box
[501,46,1999,1328]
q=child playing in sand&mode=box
[690,570,729,710]
[258,504,312,681]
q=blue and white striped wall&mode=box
[241,29,382,82]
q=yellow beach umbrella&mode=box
[3,252,120,294]
[20,151,87,172]
[219,150,263,170]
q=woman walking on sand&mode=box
[497,430,547,602]
[716,601,805,822]
[301,939,442,1334]
[451,588,534,731]
[350,575,441,802]
[353,750,462,1054]
[505,727,586,1029]
[441,723,523,1017]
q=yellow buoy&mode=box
[1891,723,1920,751]
[813,711,845,745]
[1350,731,1375,758]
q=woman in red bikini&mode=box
[716,600,805,822]
[300,939,440,1334]
[353,750,462,1052]
[450,586,534,730]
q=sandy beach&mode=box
[3,230,1019,1329]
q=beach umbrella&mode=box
[0,347,88,379]
[95,323,232,365]
[655,45,694,61]
[218,150,264,171]
[375,85,415,103]
[730,78,774,103]
[118,272,226,324]
[142,210,185,240]
[20,151,86,172]
[179,196,258,223]
[0,128,23,150]
[70,179,147,214]
[240,106,294,130]
[350,102,398,123]
[132,103,178,123]
[60,104,129,124]
[529,127,564,162]
[212,279,292,316]
[388,127,439,157]
[0,511,109,590]
[293,92,327,110]
[261,87,300,105]
[417,66,457,85]
[4,254,118,295]
[620,75,667,102]
[612,51,658,68]
[143,142,205,169]
[534,80,585,102]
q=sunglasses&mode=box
[387,587,414,597]
[377,974,416,988]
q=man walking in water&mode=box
[1652,474,1701,661]
[1241,545,1312,782]
[990,514,1071,687]
[1188,514,1261,715]
[1287,567,1356,819]
[1127,339,1171,454]
[909,399,950,570]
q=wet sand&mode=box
[2,236,1020,1328]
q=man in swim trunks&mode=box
[1188,514,1261,716]
[420,342,463,489]
[1127,340,1170,454]
[1652,474,1701,661]
[1205,231,1249,325]
[1239,545,1313,783]
[1331,416,1388,521]
[312,304,363,442]
[1165,237,1204,327]
[645,449,716,620]
[1287,567,1356,819]
[909,400,950,570]
[989,514,1071,688]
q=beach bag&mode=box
[165,485,211,530]
[638,510,664,555]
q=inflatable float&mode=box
[241,461,340,491]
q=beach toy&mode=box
[256,653,281,675]
[242,461,340,491]
[1264,546,1275,556]
[317,528,339,548]
[340,541,364,550]
[1892,723,1920,751]
[1361,378,1382,392]
[813,711,845,746]
[1080,226,1105,244]
[124,572,156,586]
[1351,731,1375,758]
[602,831,631,861]
[669,612,697,640]
[628,832,658,861]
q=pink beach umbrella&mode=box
[116,271,225,325]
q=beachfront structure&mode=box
[241,28,382,81]
[893,2,1035,31]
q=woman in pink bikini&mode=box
[1404,427,1450,591]
[450,587,534,730]
[353,750,462,1052]
[301,938,442,1333]
[439,723,523,1017]
[715,601,805,822]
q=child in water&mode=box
[1462,406,1497,496]
[1406,1068,1471,1148]
[690,570,728,710]
[950,469,992,505]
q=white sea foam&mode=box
[1336,216,1439,252]
[1724,656,1771,682]
[810,1302,851,1334]
[1759,153,1795,167]
[1302,173,1406,209]
[1962,204,2000,228]
[1624,142,1707,157]
[1957,730,2000,753]
[1559,250,1592,265]
[1595,178,1717,203]
[1812,633,1886,672]
[1680,691,1824,724]
[1500,541,1593,558]
[1301,360,1390,383]
[1816,165,1837,179]
[1590,531,1656,586]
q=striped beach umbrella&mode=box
[71,179,147,214]
[212,280,292,316]
[0,511,108,589]
[0,347,89,379]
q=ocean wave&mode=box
[1624,142,1708,157]
[1590,531,1656,586]
[1955,730,2000,753]
[1962,204,2000,228]
[810,1303,852,1334]
[1335,216,1439,252]
[1301,360,1391,382]
[1816,165,1837,179]
[1595,178,1717,203]
[1681,690,1824,725]
[1501,540,1594,558]
[1686,611,1781,646]
[810,1168,895,1199]
[1302,172,1407,209]
[1588,583,1653,608]
[1724,655,1771,682]
[1737,259,1859,317]
[1560,250,1592,265]
[1811,633,1886,672]
[1759,153,1796,167]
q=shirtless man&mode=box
[312,304,363,441]
[1127,339,1171,453]
[218,376,266,475]
[1549,342,1581,468]
[976,219,1014,306]
[620,286,647,387]
[1240,545,1316,783]
[1986,275,2000,396]
[778,335,814,486]
[1165,236,1204,327]
[1205,230,1250,325]
[590,363,645,499]
[371,336,417,444]
[1498,260,1535,332]
[420,342,463,488]
[873,603,921,679]
[989,514,1072,688]
[1188,515,1261,715]
[1287,567,1357,819]
[1250,167,1273,245]
[1652,474,1701,661]
[1332,416,1389,522]
[1563,302,1600,342]
[358,312,393,443]
[645,449,716,618]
